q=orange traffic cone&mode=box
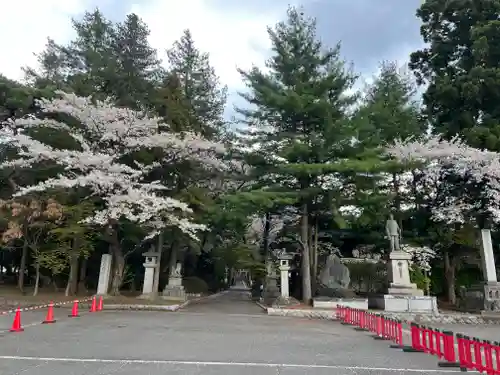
[10,307,24,332]
[68,300,80,318]
[42,302,56,324]
[97,296,103,311]
[89,296,97,312]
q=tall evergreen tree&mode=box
[238,7,382,302]
[62,9,118,99]
[357,61,424,147]
[354,61,425,232]
[409,0,500,150]
[167,29,227,139]
[24,10,163,110]
[111,13,163,110]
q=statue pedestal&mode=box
[375,251,436,313]
[314,297,368,310]
[162,262,186,301]
[378,295,438,314]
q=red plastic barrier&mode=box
[437,330,460,368]
[456,335,500,374]
[402,323,425,353]
[419,325,444,358]
[335,304,342,320]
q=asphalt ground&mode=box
[0,290,480,375]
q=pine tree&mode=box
[238,7,382,302]
[111,13,163,110]
[63,9,118,99]
[354,61,425,234]
[357,61,424,147]
[167,29,227,139]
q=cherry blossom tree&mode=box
[386,135,500,226]
[0,91,229,294]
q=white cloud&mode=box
[129,0,294,92]
[0,0,88,81]
[0,0,306,96]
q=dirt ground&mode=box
[0,286,93,311]
[0,286,188,311]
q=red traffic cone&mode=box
[42,302,56,324]
[68,300,80,318]
[10,307,24,332]
[89,296,97,312]
[97,296,103,311]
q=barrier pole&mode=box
[389,319,404,349]
[402,323,424,353]
[438,330,460,368]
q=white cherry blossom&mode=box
[386,135,500,224]
[0,91,229,238]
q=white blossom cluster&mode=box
[400,244,436,273]
[386,135,500,224]
[0,92,228,239]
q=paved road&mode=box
[181,287,263,315]
[0,291,466,375]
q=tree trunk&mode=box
[18,239,29,293]
[444,249,456,305]
[311,221,319,293]
[110,252,125,296]
[77,257,87,293]
[152,231,163,297]
[33,262,40,296]
[66,239,80,296]
[300,203,312,303]
[109,225,125,296]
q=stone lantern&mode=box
[278,253,293,298]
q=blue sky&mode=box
[2,0,425,118]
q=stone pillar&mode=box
[162,262,186,301]
[279,257,291,298]
[481,229,497,282]
[478,229,500,311]
[139,251,159,298]
[96,254,112,295]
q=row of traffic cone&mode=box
[9,296,103,333]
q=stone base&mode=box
[162,285,186,301]
[313,297,368,310]
[373,294,438,314]
[137,293,156,299]
[388,283,423,296]
[272,296,301,308]
[460,282,500,312]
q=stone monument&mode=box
[462,229,500,312]
[139,251,159,299]
[317,253,352,292]
[162,262,186,301]
[314,252,368,310]
[378,216,437,313]
[96,254,112,295]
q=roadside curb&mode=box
[255,301,268,311]
[101,290,230,312]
